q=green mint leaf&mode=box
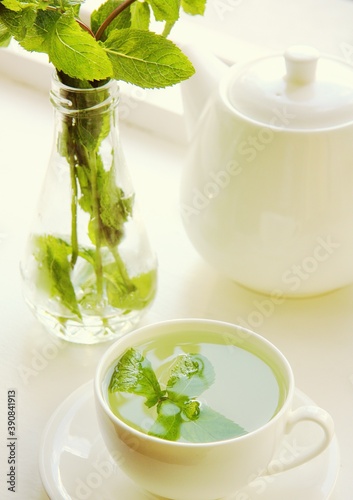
[181,0,207,16]
[77,153,133,247]
[99,175,134,246]
[180,404,247,443]
[105,267,157,311]
[1,9,64,54]
[0,0,49,12]
[147,0,179,22]
[108,349,246,444]
[182,399,201,420]
[0,4,37,43]
[0,33,11,46]
[19,10,60,52]
[91,0,131,41]
[33,235,81,318]
[109,347,164,407]
[166,353,215,401]
[59,0,83,11]
[1,0,58,15]
[103,28,195,88]
[1,0,24,13]
[130,0,150,30]
[148,400,182,441]
[0,19,11,45]
[45,11,113,81]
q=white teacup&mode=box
[94,319,334,500]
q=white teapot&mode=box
[180,45,353,297]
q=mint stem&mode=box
[46,6,95,37]
[162,21,175,38]
[95,0,138,41]
[110,245,135,292]
[75,17,95,37]
[69,158,79,267]
[90,152,104,299]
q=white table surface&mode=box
[0,72,352,500]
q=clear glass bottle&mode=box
[20,75,157,344]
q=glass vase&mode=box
[20,75,157,344]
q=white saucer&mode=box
[39,381,340,500]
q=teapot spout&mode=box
[180,43,229,140]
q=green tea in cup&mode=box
[107,329,287,444]
[95,319,334,500]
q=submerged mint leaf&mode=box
[180,404,247,443]
[167,353,215,401]
[103,28,195,88]
[99,177,134,246]
[105,267,157,311]
[149,400,182,441]
[33,234,81,318]
[109,348,164,407]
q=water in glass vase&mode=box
[107,330,287,443]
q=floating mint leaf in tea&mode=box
[182,400,201,420]
[180,404,246,443]
[166,353,215,401]
[109,348,165,408]
[108,337,261,443]
[109,348,223,441]
[149,400,183,441]
[108,332,284,443]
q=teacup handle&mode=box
[266,405,334,475]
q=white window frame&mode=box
[1,0,353,143]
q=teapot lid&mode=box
[226,45,353,130]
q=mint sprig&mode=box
[0,0,205,87]
[1,0,206,332]
[109,348,247,442]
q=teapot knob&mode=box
[284,45,319,84]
